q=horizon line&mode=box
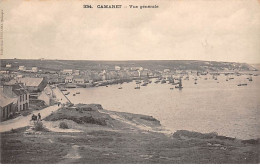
[0,58,257,64]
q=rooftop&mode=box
[0,89,16,107]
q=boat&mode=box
[161,80,166,84]
[135,84,140,89]
[237,82,247,86]
[175,78,183,89]
[141,83,148,86]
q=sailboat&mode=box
[135,70,141,89]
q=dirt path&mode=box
[0,105,60,132]
[99,110,172,135]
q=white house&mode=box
[65,76,73,83]
[18,66,26,71]
[32,67,38,73]
[115,66,121,71]
[6,64,12,68]
[164,69,171,73]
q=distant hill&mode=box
[250,64,260,71]
[0,59,256,72]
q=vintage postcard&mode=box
[0,0,259,164]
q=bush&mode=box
[59,122,69,129]
[34,121,45,131]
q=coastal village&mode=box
[0,59,259,163]
[0,59,258,122]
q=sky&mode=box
[1,0,260,63]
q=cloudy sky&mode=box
[1,0,260,63]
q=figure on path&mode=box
[38,113,41,121]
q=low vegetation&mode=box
[59,122,69,129]
[44,104,110,126]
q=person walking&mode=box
[38,113,41,121]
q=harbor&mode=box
[64,73,260,140]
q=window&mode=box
[26,94,27,100]
[20,96,22,102]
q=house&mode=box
[18,77,47,92]
[6,64,12,68]
[38,84,54,106]
[62,69,73,75]
[65,76,73,83]
[115,66,121,71]
[18,66,26,71]
[32,67,38,73]
[0,91,15,121]
[164,69,171,73]
[73,78,84,84]
[131,67,143,71]
[73,70,80,75]
[2,84,30,112]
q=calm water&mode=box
[66,74,260,139]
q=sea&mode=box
[66,73,260,140]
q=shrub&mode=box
[59,122,69,129]
[34,121,45,131]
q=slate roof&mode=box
[0,88,16,107]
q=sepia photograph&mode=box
[0,0,260,164]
